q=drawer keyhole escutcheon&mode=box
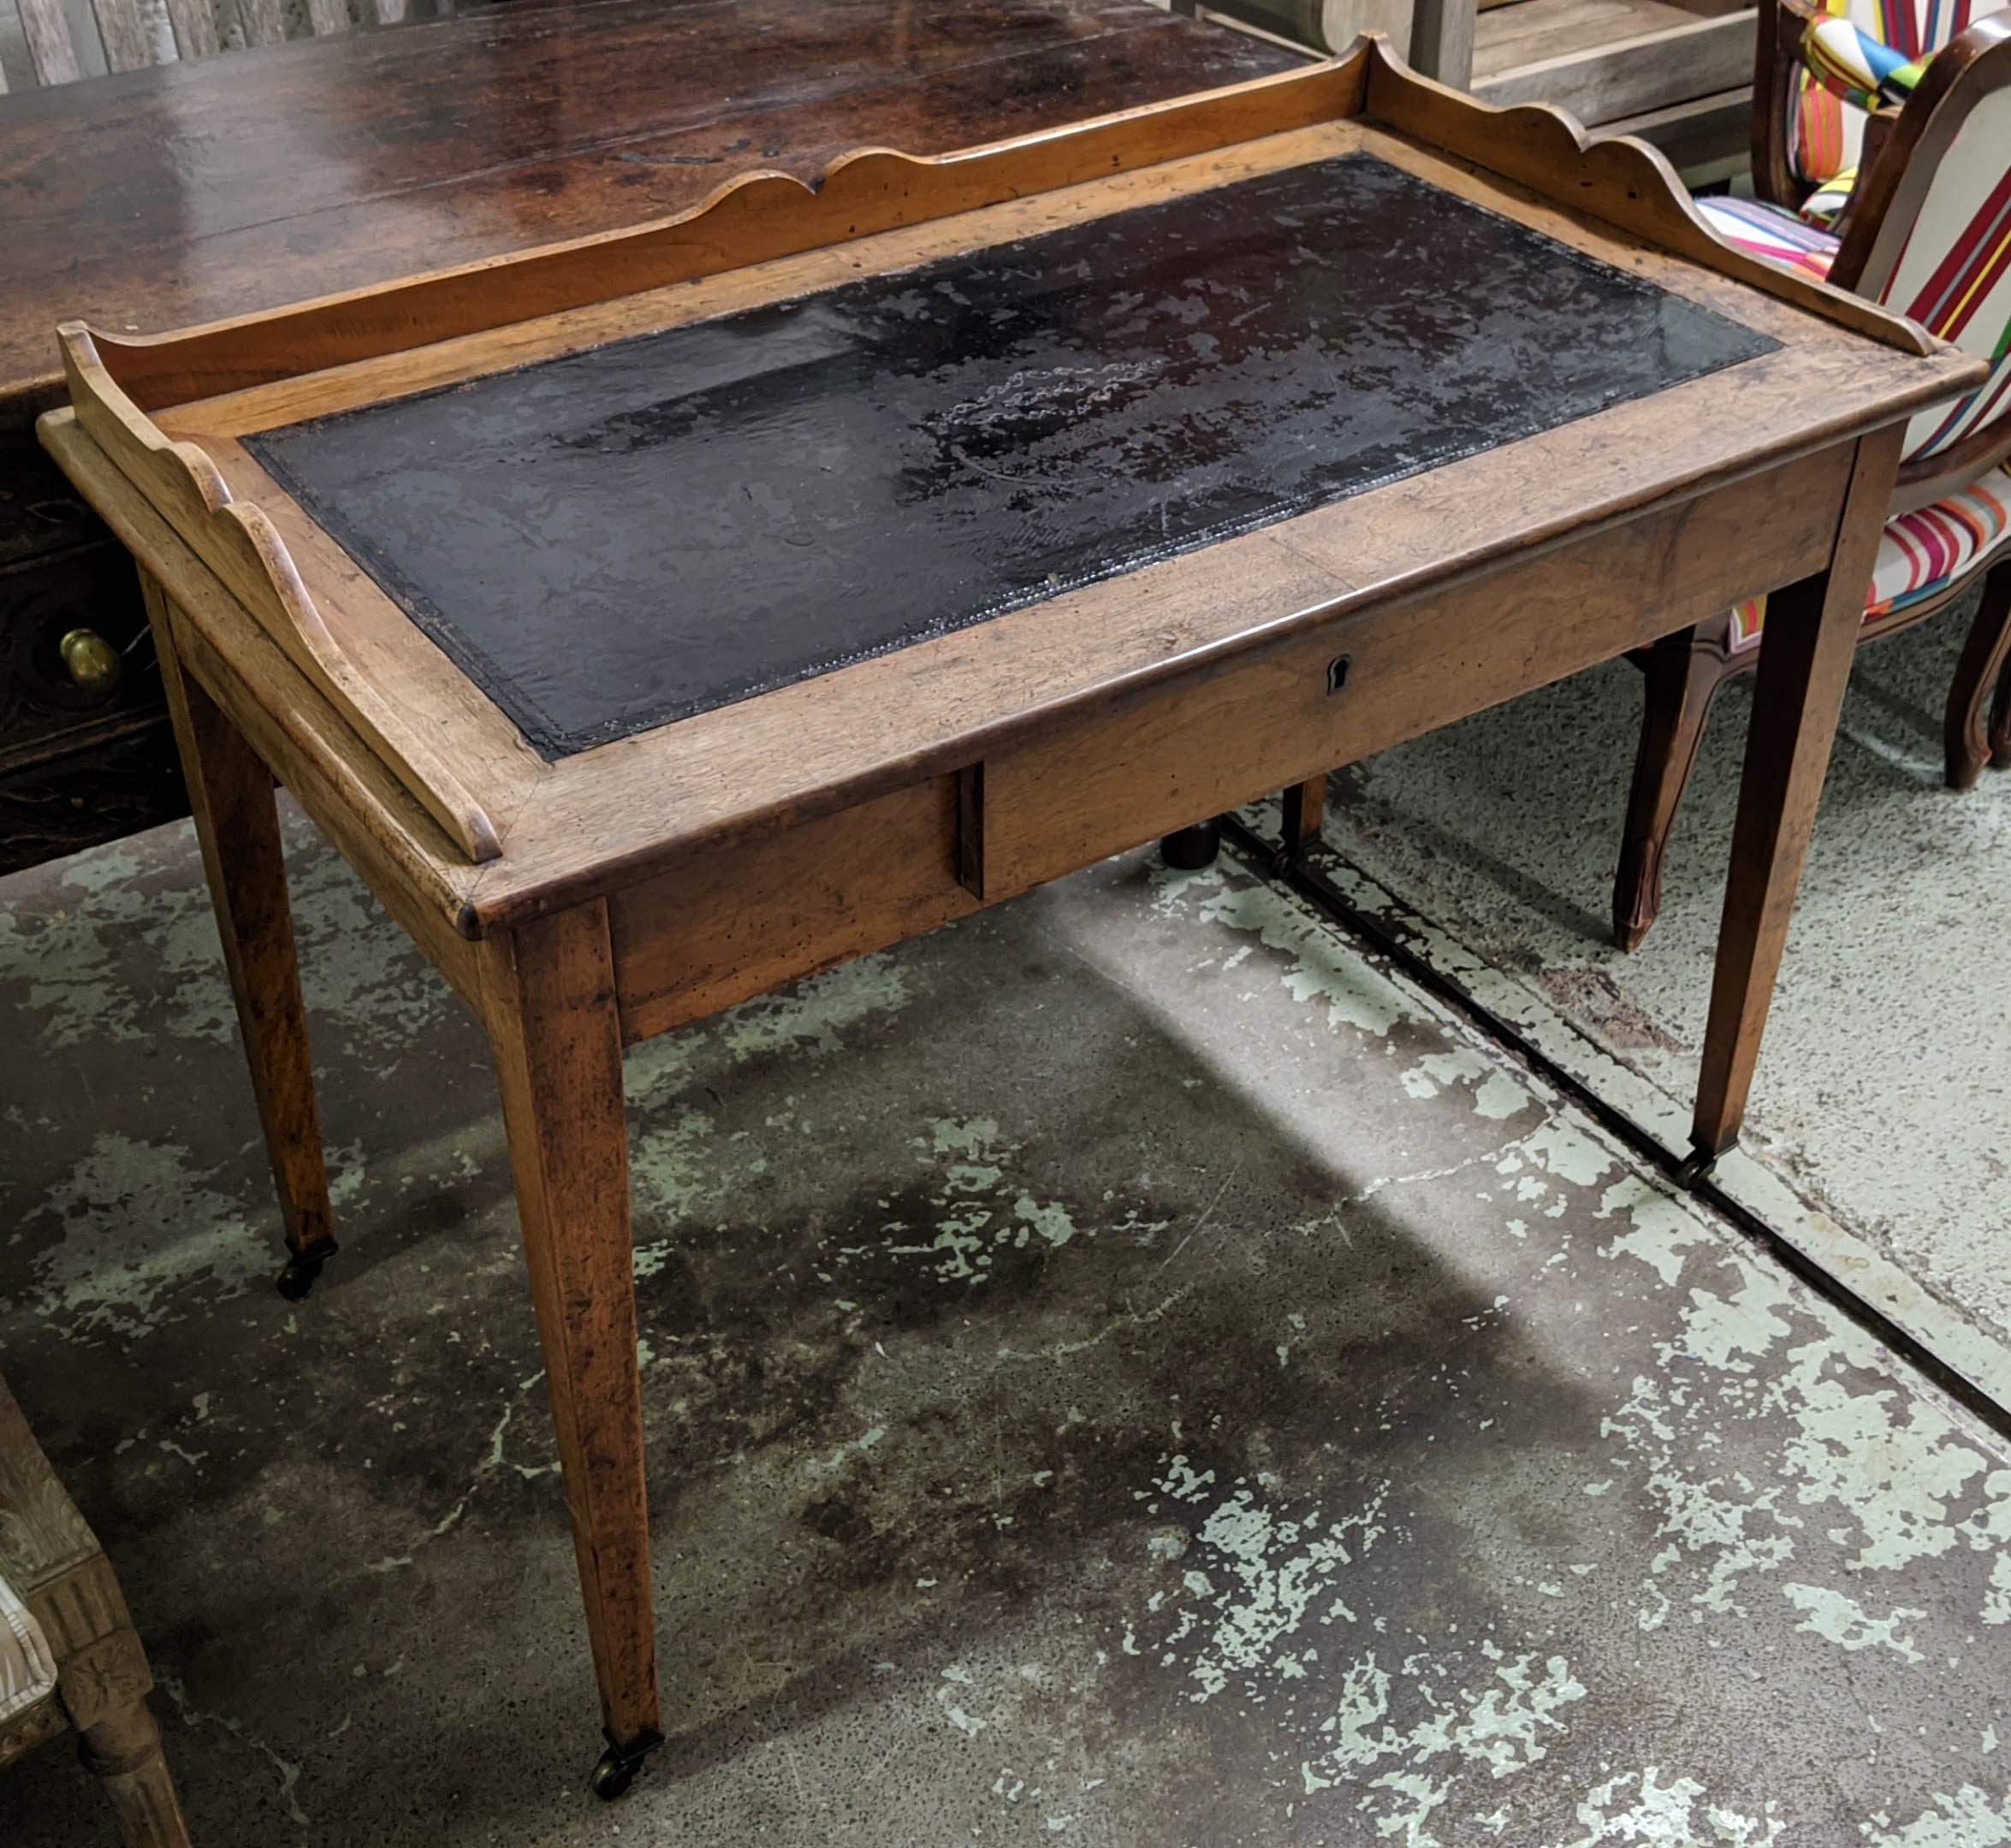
[1326,654,1351,696]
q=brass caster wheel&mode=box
[590,1749,638,1802]
[276,1242,337,1300]
[590,1728,662,1801]
[1674,1147,1719,1190]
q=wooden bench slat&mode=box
[163,0,220,60]
[89,0,160,72]
[16,0,86,86]
[232,0,288,48]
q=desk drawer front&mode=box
[975,442,1854,898]
[611,775,978,1043]
[1,535,185,874]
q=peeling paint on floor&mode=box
[2,811,2007,1845]
[1302,606,2011,1417]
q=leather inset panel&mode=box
[248,154,1777,757]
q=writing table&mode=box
[35,42,1982,1794]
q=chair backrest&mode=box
[1,0,433,92]
[1762,0,2010,194]
[1831,15,2011,480]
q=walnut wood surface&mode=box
[80,60,1372,412]
[973,441,1852,897]
[38,415,489,945]
[1748,0,1812,208]
[1614,624,1728,950]
[66,335,506,862]
[44,50,1981,924]
[609,776,978,1043]
[69,39,1937,416]
[1359,46,1925,351]
[1281,774,1326,850]
[1690,424,1906,1155]
[147,573,337,1270]
[0,0,1300,428]
[482,903,660,1756]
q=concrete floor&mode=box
[3,814,2011,1843]
[1314,607,2011,1408]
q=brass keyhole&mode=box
[1326,654,1351,696]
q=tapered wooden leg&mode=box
[1613,625,1731,951]
[483,902,661,1793]
[145,575,335,1294]
[1946,560,2011,790]
[1280,774,1326,859]
[1690,428,1902,1161]
[77,1697,193,1848]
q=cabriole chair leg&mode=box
[1613,627,1729,951]
[1943,560,2011,790]
[1991,660,2011,767]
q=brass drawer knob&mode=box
[59,627,122,696]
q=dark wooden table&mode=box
[0,0,1298,874]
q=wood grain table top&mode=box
[0,0,1301,430]
[42,50,1980,928]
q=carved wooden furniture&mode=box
[0,1371,192,1847]
[0,0,1297,878]
[36,43,1979,1795]
[1611,9,2011,948]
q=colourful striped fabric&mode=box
[1790,0,1875,196]
[1876,0,1985,60]
[1881,94,2011,460]
[1800,166,1860,226]
[1787,0,2006,207]
[1791,68,1865,193]
[1805,15,1931,107]
[1728,466,2011,649]
[1695,195,1842,279]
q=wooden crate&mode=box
[1176,0,1753,168]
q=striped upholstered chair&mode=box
[1757,0,2010,228]
[1611,7,2011,949]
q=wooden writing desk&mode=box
[0,0,1297,873]
[35,44,1979,1795]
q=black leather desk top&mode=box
[248,154,1775,758]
